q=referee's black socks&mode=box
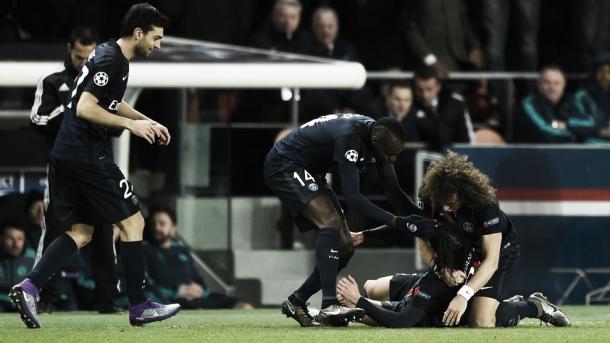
[316,228,340,309]
[27,233,78,289]
[120,240,147,306]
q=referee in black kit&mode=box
[10,3,180,328]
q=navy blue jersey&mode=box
[421,196,518,260]
[53,40,129,162]
[272,114,377,175]
[357,248,476,328]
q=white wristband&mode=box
[423,53,438,66]
[457,285,475,301]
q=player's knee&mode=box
[118,212,145,241]
[67,227,93,248]
[363,280,375,297]
[470,316,495,328]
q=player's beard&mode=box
[135,43,152,58]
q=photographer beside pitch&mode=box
[10,3,180,328]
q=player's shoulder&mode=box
[333,113,374,133]
[91,41,124,65]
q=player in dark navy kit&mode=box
[10,3,181,328]
[338,222,570,328]
[338,222,474,327]
[264,114,434,326]
[416,151,569,327]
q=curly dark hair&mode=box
[419,151,495,211]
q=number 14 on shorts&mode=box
[293,170,315,187]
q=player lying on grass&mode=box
[338,223,571,328]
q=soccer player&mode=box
[263,113,433,326]
[339,222,475,327]
[9,3,180,328]
[417,151,568,327]
[339,223,571,328]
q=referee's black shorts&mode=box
[263,152,344,233]
[48,156,140,229]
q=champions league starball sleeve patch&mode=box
[93,72,109,86]
[345,149,359,163]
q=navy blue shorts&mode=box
[263,152,344,232]
[49,157,140,228]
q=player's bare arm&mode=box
[77,91,157,144]
[443,233,501,326]
[117,100,171,145]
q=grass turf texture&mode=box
[0,306,608,343]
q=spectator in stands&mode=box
[409,67,474,150]
[515,65,603,143]
[240,0,311,122]
[464,79,506,144]
[310,6,356,61]
[382,82,418,141]
[24,190,44,251]
[143,207,253,309]
[400,0,483,76]
[301,6,375,122]
[575,51,610,140]
[250,0,311,54]
[0,220,35,312]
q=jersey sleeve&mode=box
[477,202,503,235]
[30,75,64,132]
[356,297,427,328]
[333,134,364,165]
[81,54,121,99]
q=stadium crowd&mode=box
[1,0,609,144]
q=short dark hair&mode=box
[414,66,439,81]
[385,82,412,97]
[120,2,169,38]
[149,206,177,225]
[374,117,406,143]
[69,26,99,46]
[1,218,26,236]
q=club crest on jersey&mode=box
[308,183,319,192]
[463,221,474,233]
[94,72,109,86]
[408,224,417,232]
[345,150,359,163]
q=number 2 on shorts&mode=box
[119,179,133,199]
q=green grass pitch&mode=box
[0,306,609,343]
